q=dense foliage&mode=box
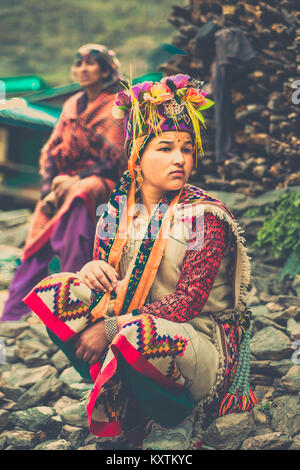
[254,191,300,280]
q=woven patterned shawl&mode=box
[22,89,125,261]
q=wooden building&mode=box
[0,76,81,208]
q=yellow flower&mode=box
[144,83,173,104]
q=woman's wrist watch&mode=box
[104,317,118,342]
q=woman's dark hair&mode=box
[95,56,114,83]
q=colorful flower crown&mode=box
[112,74,214,157]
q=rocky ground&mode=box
[0,188,300,450]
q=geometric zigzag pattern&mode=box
[91,315,189,425]
[126,315,189,361]
[34,274,92,322]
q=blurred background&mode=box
[0,0,178,83]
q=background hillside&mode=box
[0,0,177,86]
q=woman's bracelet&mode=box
[104,317,118,343]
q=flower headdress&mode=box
[112,74,214,160]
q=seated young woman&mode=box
[24,74,257,449]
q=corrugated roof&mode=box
[0,75,49,95]
[0,101,60,130]
[26,83,82,103]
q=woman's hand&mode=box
[51,174,81,202]
[78,260,119,293]
[74,321,108,365]
[74,314,139,365]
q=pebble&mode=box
[0,194,300,450]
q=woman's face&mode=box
[136,131,194,196]
[72,55,108,87]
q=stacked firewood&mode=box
[162,0,300,196]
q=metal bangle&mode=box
[104,317,118,343]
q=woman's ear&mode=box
[100,66,112,80]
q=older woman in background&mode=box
[1,44,125,322]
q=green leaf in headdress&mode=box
[118,105,130,111]
[196,110,207,128]
[174,94,181,104]
[166,79,177,93]
[198,98,215,111]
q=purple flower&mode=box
[161,74,190,89]
[131,81,153,100]
[115,90,131,107]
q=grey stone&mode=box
[264,309,294,325]
[287,318,300,340]
[15,338,50,359]
[53,395,77,412]
[29,324,57,354]
[251,359,292,379]
[18,372,64,409]
[281,365,300,392]
[0,409,9,431]
[59,367,86,386]
[272,378,287,394]
[278,296,300,307]
[251,374,273,386]
[202,412,255,450]
[1,430,39,449]
[292,275,300,297]
[250,360,272,376]
[62,425,87,448]
[1,398,19,412]
[253,315,287,332]
[252,408,269,425]
[0,321,28,338]
[289,434,300,450]
[23,351,49,367]
[259,293,280,304]
[285,306,300,321]
[270,395,300,436]
[0,209,31,227]
[0,223,30,248]
[14,337,51,366]
[56,400,88,427]
[254,385,275,403]
[143,414,195,450]
[77,444,97,450]
[1,384,26,401]
[34,439,72,450]
[240,432,291,450]
[3,345,19,363]
[83,433,98,446]
[2,364,57,389]
[0,433,7,450]
[269,359,294,377]
[251,305,270,317]
[50,349,70,371]
[63,382,92,400]
[251,327,292,360]
[207,190,247,214]
[8,406,63,436]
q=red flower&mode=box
[183,88,207,106]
